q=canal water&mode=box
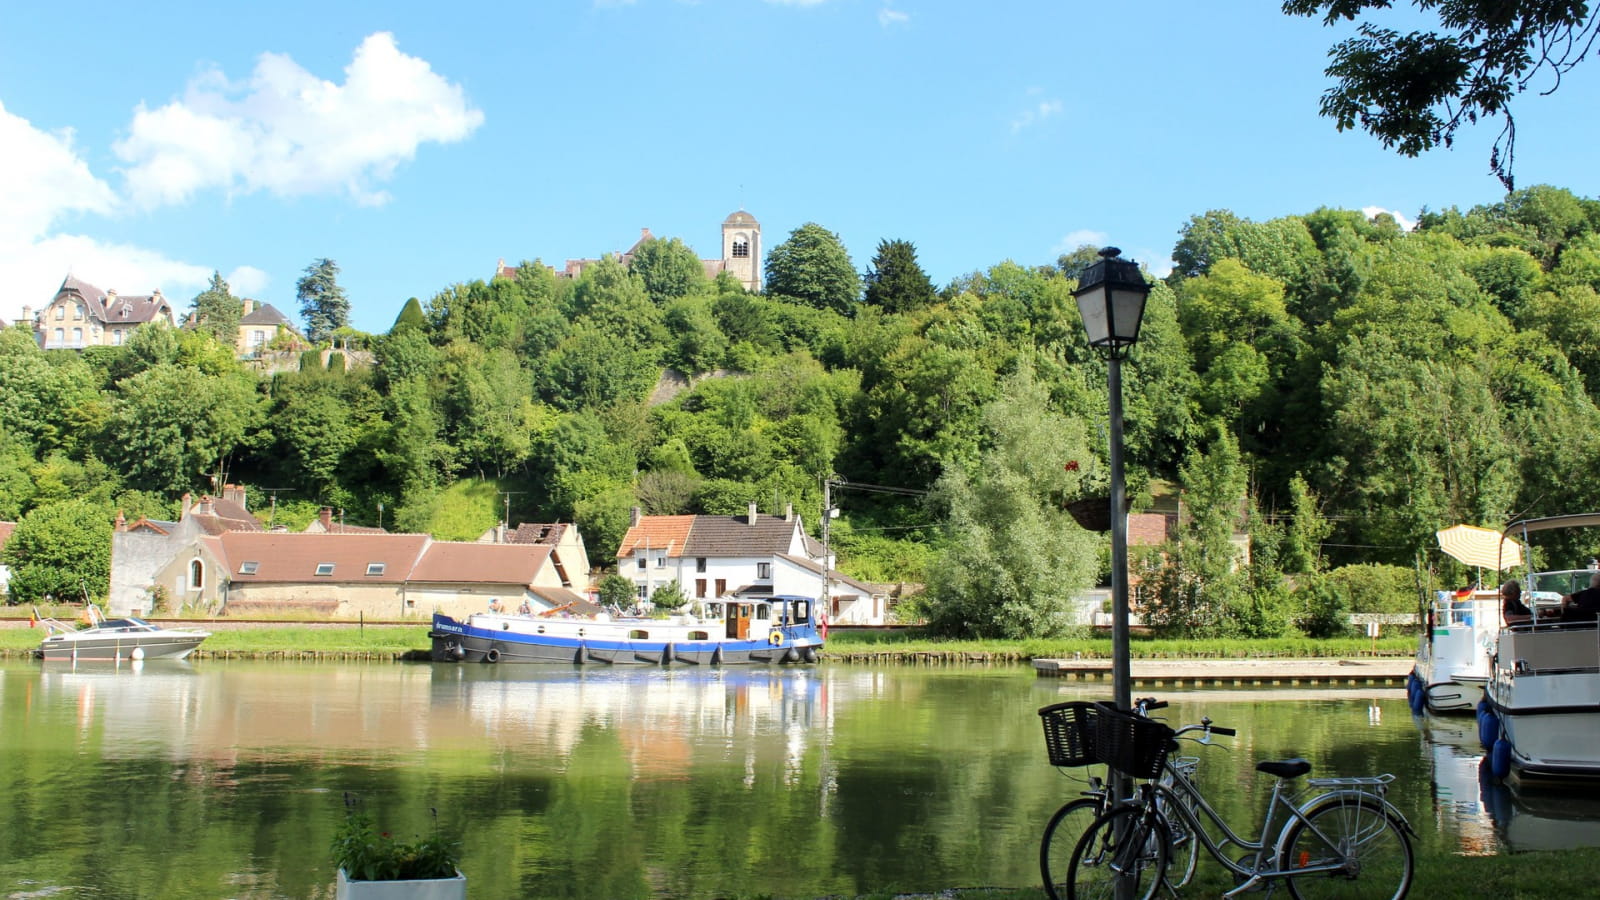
[0,659,1590,899]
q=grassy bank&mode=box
[0,618,1416,660]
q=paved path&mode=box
[1033,656,1412,686]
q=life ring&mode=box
[768,630,783,646]
[485,647,501,663]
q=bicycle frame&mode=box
[1143,760,1408,897]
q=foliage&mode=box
[630,236,709,303]
[863,239,937,313]
[191,271,242,343]
[764,222,860,315]
[3,499,112,604]
[331,795,458,882]
[650,580,687,612]
[1285,1,1600,190]
[598,574,634,608]
[297,258,350,343]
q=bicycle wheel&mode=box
[1156,785,1201,888]
[1279,798,1413,900]
[1067,805,1169,900]
[1041,798,1104,900]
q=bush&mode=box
[1325,564,1419,614]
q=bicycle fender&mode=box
[1274,790,1417,861]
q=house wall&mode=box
[110,530,180,615]
[225,583,408,619]
[150,544,228,614]
[405,584,544,619]
[631,553,776,602]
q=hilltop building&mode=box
[27,275,177,349]
[497,210,762,292]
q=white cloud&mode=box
[0,101,117,247]
[227,265,271,298]
[879,6,909,26]
[1052,229,1109,257]
[114,32,485,209]
[1362,205,1417,232]
[1010,97,1062,133]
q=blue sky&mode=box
[5,2,1599,334]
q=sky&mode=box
[5,2,1600,335]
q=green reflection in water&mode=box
[0,659,1572,899]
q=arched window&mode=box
[190,559,205,590]
[731,239,749,259]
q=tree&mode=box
[598,574,635,609]
[630,237,709,303]
[862,239,937,313]
[764,223,860,315]
[191,271,242,344]
[392,297,427,332]
[1285,1,1600,190]
[297,258,350,343]
[651,580,687,612]
[3,499,111,604]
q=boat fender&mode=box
[485,647,501,663]
[802,647,818,664]
[783,647,798,663]
[1491,738,1512,780]
[1408,679,1426,715]
[1478,706,1499,750]
[768,630,783,646]
[447,641,466,661]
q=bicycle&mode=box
[1038,698,1204,900]
[1067,701,1416,900]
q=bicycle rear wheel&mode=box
[1066,805,1169,900]
[1279,798,1413,900]
[1041,798,1103,900]
[1157,785,1201,888]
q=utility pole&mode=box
[820,476,842,620]
[257,488,292,530]
[496,491,525,541]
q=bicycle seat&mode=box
[1255,758,1312,779]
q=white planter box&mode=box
[335,868,466,900]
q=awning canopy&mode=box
[1436,524,1523,571]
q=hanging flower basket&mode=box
[1066,496,1131,533]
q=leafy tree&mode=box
[598,574,634,609]
[297,258,350,343]
[191,271,243,344]
[103,365,263,494]
[392,297,427,332]
[862,239,937,313]
[650,579,687,612]
[3,499,111,604]
[920,369,1101,638]
[630,236,709,304]
[764,223,860,315]
[1285,1,1600,190]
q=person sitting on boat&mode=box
[488,597,504,614]
[1558,572,1600,622]
[517,599,532,616]
[1501,580,1533,626]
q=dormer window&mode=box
[54,306,64,320]
[239,561,260,575]
[315,563,335,576]
[366,563,385,576]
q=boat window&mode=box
[366,563,385,576]
[239,561,259,575]
[793,599,809,622]
[315,563,335,576]
[688,630,709,640]
[629,629,649,639]
[757,604,769,620]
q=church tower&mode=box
[721,210,761,291]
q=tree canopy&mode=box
[297,258,350,343]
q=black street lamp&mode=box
[1072,246,1151,718]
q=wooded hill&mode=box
[5,187,1600,639]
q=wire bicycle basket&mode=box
[1093,702,1176,779]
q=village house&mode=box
[476,521,594,594]
[616,502,888,625]
[235,299,304,357]
[109,486,265,615]
[28,275,177,349]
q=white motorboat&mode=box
[1482,514,1600,780]
[37,606,211,662]
[1411,587,1500,714]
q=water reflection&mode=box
[1415,711,1600,853]
[9,661,1600,900]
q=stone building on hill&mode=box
[496,209,762,292]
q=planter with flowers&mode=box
[1059,459,1130,533]
[331,795,465,900]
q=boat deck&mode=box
[1033,657,1411,687]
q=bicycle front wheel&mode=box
[1279,798,1413,900]
[1157,786,1201,888]
[1041,797,1103,900]
[1066,805,1169,900]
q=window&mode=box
[696,557,707,573]
[54,305,64,320]
[637,557,647,569]
[628,629,649,639]
[636,584,649,598]
[239,561,260,575]
[695,579,706,598]
[315,563,335,576]
[757,562,772,579]
[52,328,63,345]
[655,555,666,568]
[189,560,204,590]
[688,630,709,641]
[73,304,84,320]
[366,563,386,576]
[71,328,82,346]
[731,239,749,258]
[113,329,125,346]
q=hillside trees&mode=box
[2,499,112,603]
[765,223,859,315]
[297,258,350,343]
[863,239,936,313]
[191,272,242,343]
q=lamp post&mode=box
[1072,247,1152,716]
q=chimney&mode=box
[630,507,642,527]
[223,483,247,509]
[180,493,193,518]
[748,500,759,525]
[114,510,127,532]
[197,496,215,516]
[319,507,333,531]
[242,299,255,316]
[20,305,31,324]
[640,227,652,241]
[784,503,793,521]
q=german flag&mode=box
[1454,587,1475,599]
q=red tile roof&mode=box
[220,532,431,583]
[411,542,552,586]
[616,515,696,558]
